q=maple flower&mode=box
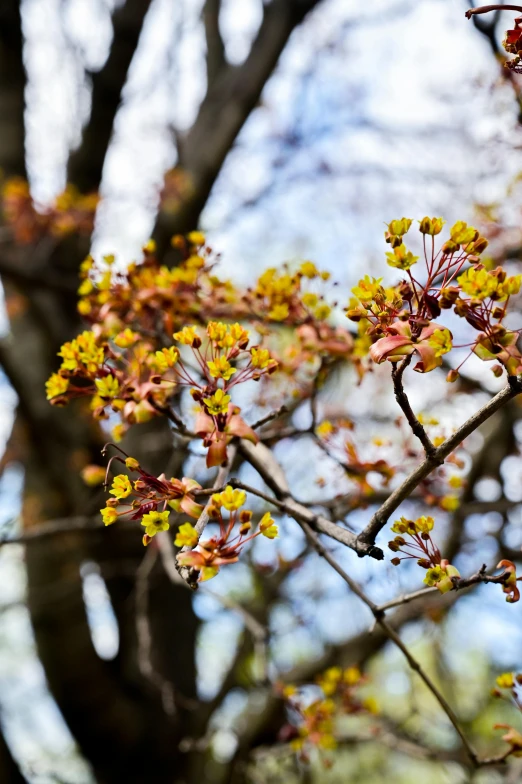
[113,328,139,348]
[458,267,498,300]
[496,673,515,689]
[250,347,273,369]
[45,373,69,401]
[418,216,445,235]
[173,325,201,347]
[141,510,170,539]
[212,485,246,511]
[207,356,237,380]
[351,276,383,302]
[109,474,132,499]
[428,328,452,358]
[151,347,179,374]
[423,565,446,587]
[259,511,278,538]
[174,522,199,548]
[387,218,413,236]
[385,243,419,270]
[101,507,118,526]
[95,375,120,399]
[203,388,231,415]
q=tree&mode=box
[3,2,522,783]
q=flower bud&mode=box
[492,364,504,378]
[418,216,444,235]
[446,369,459,383]
[391,557,401,566]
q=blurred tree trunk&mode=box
[0,1,324,781]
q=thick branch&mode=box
[203,0,226,84]
[392,357,435,457]
[238,440,383,559]
[358,377,522,549]
[67,0,153,192]
[154,0,323,249]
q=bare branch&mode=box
[358,377,522,550]
[392,357,435,457]
[298,519,491,768]
[237,440,383,559]
[203,0,226,85]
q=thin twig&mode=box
[392,356,435,457]
[298,520,487,767]
[250,405,288,431]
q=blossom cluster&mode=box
[347,217,522,379]
[100,449,204,544]
[388,515,461,592]
[492,672,522,758]
[176,485,278,581]
[46,234,356,458]
[2,177,98,244]
[279,666,376,762]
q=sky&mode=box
[2,0,522,780]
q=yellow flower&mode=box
[387,218,412,236]
[385,244,419,270]
[45,373,69,400]
[448,475,463,489]
[261,523,278,540]
[269,303,289,321]
[125,457,140,470]
[173,326,200,346]
[141,510,170,538]
[112,423,126,442]
[423,565,446,587]
[58,330,104,373]
[153,346,180,372]
[316,420,334,438]
[213,485,246,511]
[343,666,361,685]
[77,278,93,296]
[429,328,452,357]
[496,672,515,689]
[101,506,118,526]
[418,217,445,236]
[415,516,434,534]
[207,356,237,380]
[352,276,383,302]
[95,375,120,399]
[203,388,231,416]
[440,494,459,512]
[450,221,478,245]
[391,517,416,535]
[300,261,319,278]
[200,565,219,581]
[314,303,331,320]
[174,522,199,547]
[141,238,156,255]
[259,512,275,532]
[109,474,132,499]
[302,292,319,308]
[187,230,205,246]
[114,328,139,348]
[458,267,497,300]
[250,347,272,369]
